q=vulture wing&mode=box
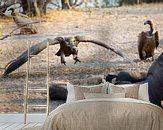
[18,12,31,19]
[74,36,124,58]
[138,32,146,60]
[14,15,34,26]
[3,38,60,76]
[155,31,160,49]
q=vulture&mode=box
[55,36,124,65]
[55,37,80,65]
[3,36,124,76]
[8,8,38,34]
[138,20,160,61]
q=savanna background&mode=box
[0,0,163,113]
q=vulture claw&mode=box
[61,60,66,65]
[74,59,81,64]
[63,62,66,66]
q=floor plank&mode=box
[13,123,29,130]
[0,114,45,129]
[3,123,22,130]
[0,123,14,130]
[0,123,6,128]
[35,122,43,127]
[23,123,38,128]
[0,123,7,130]
[0,114,46,123]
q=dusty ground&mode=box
[0,4,163,113]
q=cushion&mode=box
[138,83,149,102]
[108,83,139,99]
[74,86,102,100]
[84,92,125,99]
[66,82,109,103]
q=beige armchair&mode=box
[161,101,163,107]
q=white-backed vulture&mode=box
[8,8,38,34]
[55,36,124,65]
[138,20,160,61]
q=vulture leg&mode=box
[152,55,154,61]
[72,48,80,64]
[73,54,81,64]
[142,51,146,61]
[61,51,66,65]
[3,38,59,77]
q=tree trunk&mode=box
[61,0,70,9]
[61,0,81,9]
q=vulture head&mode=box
[55,37,65,43]
[138,20,160,61]
[8,7,15,12]
[144,20,154,35]
[8,7,17,16]
[144,20,153,26]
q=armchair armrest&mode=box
[161,101,163,107]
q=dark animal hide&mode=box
[116,71,147,83]
[147,52,163,108]
[49,83,67,101]
[105,71,147,84]
[106,53,163,108]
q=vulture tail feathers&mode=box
[75,36,124,58]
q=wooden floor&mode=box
[0,114,46,130]
[0,122,43,130]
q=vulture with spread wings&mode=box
[138,20,160,61]
[9,8,38,34]
[55,36,124,65]
[2,36,124,76]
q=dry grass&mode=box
[0,4,163,113]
